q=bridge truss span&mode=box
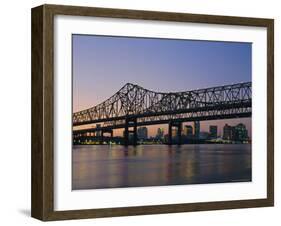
[73,82,252,127]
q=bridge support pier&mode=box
[124,121,129,146]
[168,121,182,145]
[168,123,172,145]
[124,118,137,146]
[100,132,104,144]
[177,122,182,145]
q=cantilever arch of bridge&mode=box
[73,82,252,145]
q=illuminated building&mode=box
[184,125,193,136]
[209,125,218,139]
[137,127,148,140]
[156,128,164,140]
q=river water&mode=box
[72,144,251,190]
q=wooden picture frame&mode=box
[31,4,274,221]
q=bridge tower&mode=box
[124,118,137,146]
[168,121,182,145]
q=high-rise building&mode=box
[137,127,148,140]
[223,123,249,141]
[199,132,209,140]
[156,128,164,140]
[184,125,193,136]
[209,125,218,139]
[194,121,200,139]
[233,123,248,141]
[223,124,234,140]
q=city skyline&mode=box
[110,121,250,140]
[73,34,252,137]
[73,121,250,146]
[137,122,249,140]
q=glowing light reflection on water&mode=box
[72,144,251,190]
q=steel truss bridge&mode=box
[73,82,252,145]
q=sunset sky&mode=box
[72,34,252,137]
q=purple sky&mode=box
[72,34,252,137]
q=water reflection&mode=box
[72,144,251,190]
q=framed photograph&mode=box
[31,4,274,221]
